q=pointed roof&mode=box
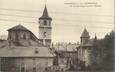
[39,5,52,20]
[8,24,29,31]
[81,28,90,38]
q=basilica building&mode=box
[0,5,55,72]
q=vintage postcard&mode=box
[0,0,114,72]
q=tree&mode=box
[96,31,115,70]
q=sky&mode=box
[0,0,114,43]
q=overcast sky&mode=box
[0,0,114,42]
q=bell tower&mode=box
[39,5,52,46]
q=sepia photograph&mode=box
[0,0,114,72]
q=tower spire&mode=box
[39,4,52,47]
[43,5,48,17]
[39,5,52,20]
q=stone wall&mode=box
[0,57,53,72]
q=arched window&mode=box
[21,58,25,72]
[43,32,46,38]
[35,48,39,54]
[21,67,25,72]
[33,67,36,72]
[44,20,47,25]
[23,34,26,39]
[15,32,19,40]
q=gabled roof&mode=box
[7,24,43,46]
[0,46,55,57]
[8,24,29,31]
[81,28,90,38]
[39,5,52,20]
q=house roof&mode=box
[39,5,52,20]
[0,46,55,57]
[81,28,90,38]
[8,24,30,31]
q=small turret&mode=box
[80,28,90,45]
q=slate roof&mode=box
[39,5,52,20]
[0,46,55,57]
[8,24,30,31]
[81,28,90,38]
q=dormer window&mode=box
[44,20,47,25]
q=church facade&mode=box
[0,5,55,72]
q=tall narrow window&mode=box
[33,58,37,72]
[23,34,26,39]
[44,20,47,25]
[21,58,25,72]
[8,33,11,40]
[33,67,36,72]
[21,67,25,72]
[15,32,19,40]
[43,32,46,38]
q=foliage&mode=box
[95,31,115,70]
